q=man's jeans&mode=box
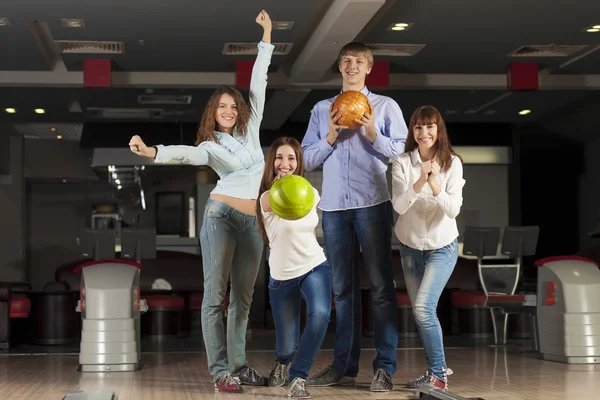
[322,201,398,376]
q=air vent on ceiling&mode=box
[87,108,164,119]
[55,40,125,54]
[222,42,293,55]
[137,95,192,105]
[366,43,426,57]
[508,44,587,57]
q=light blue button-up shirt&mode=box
[301,86,408,211]
[153,41,274,199]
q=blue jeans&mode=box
[399,238,458,382]
[322,201,398,377]
[200,199,264,381]
[269,261,332,380]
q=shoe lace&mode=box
[245,366,260,381]
[313,365,332,379]
[290,377,306,393]
[217,374,238,387]
[408,370,432,386]
[272,361,285,380]
[375,369,389,383]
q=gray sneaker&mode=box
[268,360,290,387]
[407,370,431,388]
[370,368,393,392]
[306,365,353,387]
[234,365,267,386]
[288,377,311,399]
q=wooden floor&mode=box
[1,343,599,400]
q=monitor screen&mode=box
[120,228,157,261]
[79,228,116,260]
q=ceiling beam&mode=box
[538,74,600,90]
[2,70,600,90]
[28,21,67,73]
[262,0,386,130]
[289,0,386,83]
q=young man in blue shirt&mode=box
[301,42,408,392]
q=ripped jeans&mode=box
[399,238,458,382]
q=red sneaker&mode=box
[429,376,447,391]
[214,374,243,393]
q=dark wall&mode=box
[518,126,584,260]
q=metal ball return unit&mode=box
[75,228,156,373]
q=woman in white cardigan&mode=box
[391,105,466,392]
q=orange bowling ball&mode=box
[332,90,372,129]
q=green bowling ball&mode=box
[269,175,315,220]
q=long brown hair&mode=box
[255,137,306,244]
[405,105,462,172]
[195,86,250,145]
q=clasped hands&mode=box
[416,160,441,195]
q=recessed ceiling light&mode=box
[0,18,10,27]
[387,22,413,31]
[272,21,294,30]
[51,127,56,131]
[518,109,531,115]
[5,108,16,113]
[593,25,600,29]
[587,28,600,33]
[56,135,63,139]
[34,108,45,114]
[61,18,86,28]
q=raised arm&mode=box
[247,10,275,136]
[434,157,465,218]
[391,156,420,215]
[370,100,408,160]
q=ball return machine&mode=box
[62,228,155,400]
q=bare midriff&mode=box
[209,194,257,216]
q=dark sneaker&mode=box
[235,365,267,386]
[407,370,432,388]
[214,373,243,393]
[370,368,393,392]
[269,360,290,387]
[306,365,353,387]
[288,377,311,399]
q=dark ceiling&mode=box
[1,0,600,144]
